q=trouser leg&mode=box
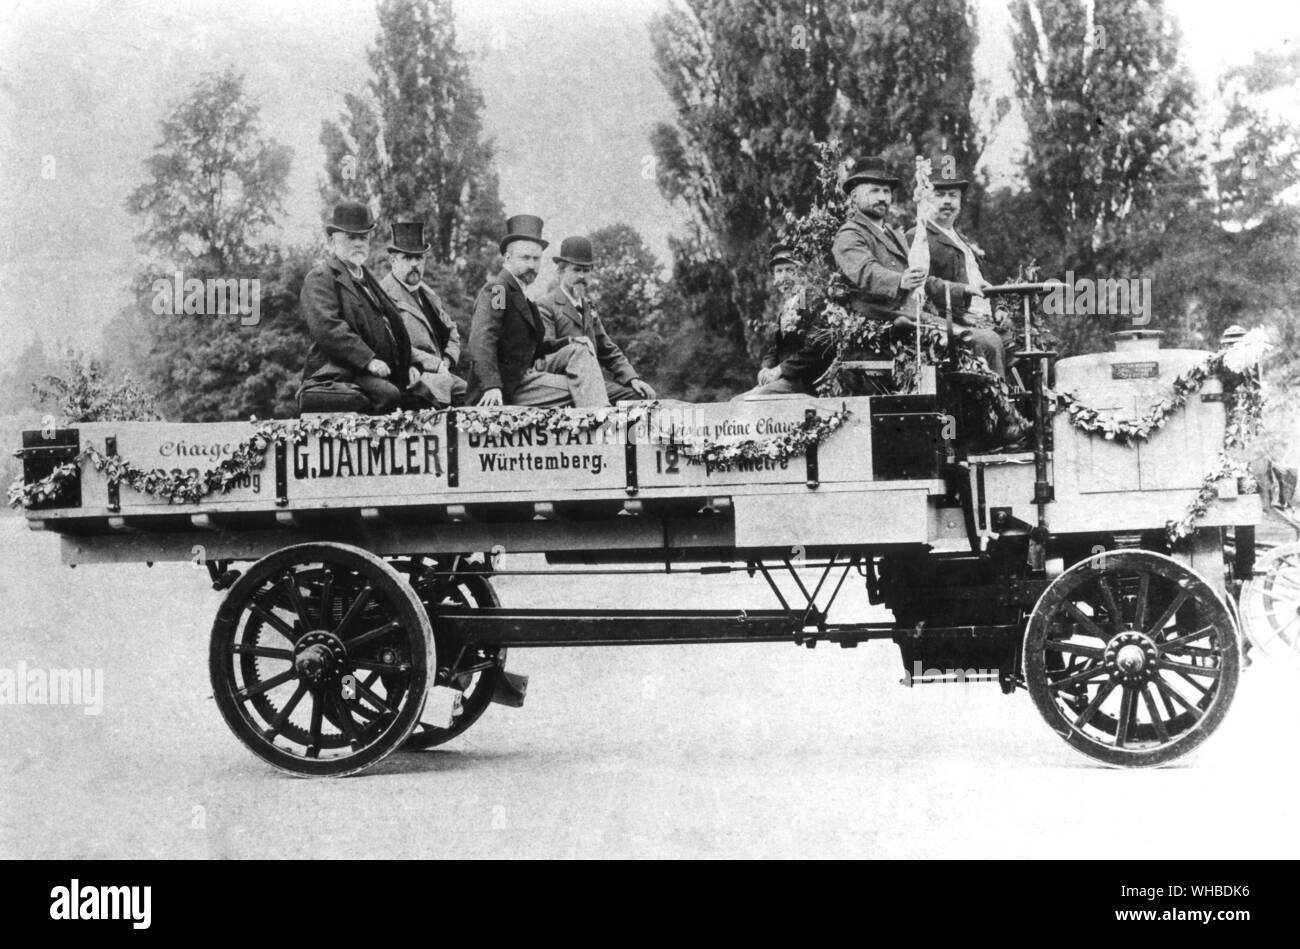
[733,376,805,401]
[962,327,1007,380]
[606,379,641,403]
[533,343,611,407]
[511,369,575,407]
[353,375,403,413]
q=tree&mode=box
[125,70,311,421]
[650,0,980,378]
[1148,46,1300,352]
[581,224,670,382]
[656,232,755,402]
[127,69,291,271]
[33,351,160,423]
[0,336,54,413]
[1009,0,1199,352]
[320,0,505,302]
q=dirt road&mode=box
[2,517,1296,859]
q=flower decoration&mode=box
[9,402,853,509]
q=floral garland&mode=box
[7,437,276,508]
[671,404,852,472]
[1052,330,1267,448]
[8,402,850,508]
[1167,455,1259,543]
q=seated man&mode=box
[299,201,419,415]
[379,220,468,408]
[831,156,1005,378]
[735,243,831,399]
[536,236,656,404]
[467,215,609,408]
[905,171,1016,380]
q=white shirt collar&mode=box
[560,282,585,309]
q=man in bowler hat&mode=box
[467,215,609,408]
[536,236,656,404]
[298,200,419,414]
[379,221,468,408]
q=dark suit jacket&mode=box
[761,295,832,384]
[831,209,913,321]
[467,269,569,403]
[904,221,990,324]
[535,286,638,385]
[301,254,412,388]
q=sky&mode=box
[0,0,1297,359]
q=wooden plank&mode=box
[732,489,930,549]
[57,513,717,565]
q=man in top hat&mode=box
[735,242,831,399]
[536,236,656,404]
[467,215,609,407]
[299,200,419,415]
[905,170,1015,380]
[831,156,1006,379]
[379,221,468,408]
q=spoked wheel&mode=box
[390,556,507,750]
[1239,541,1300,668]
[1024,550,1240,767]
[209,543,434,777]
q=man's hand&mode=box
[408,366,421,387]
[366,358,392,379]
[757,367,780,386]
[900,267,927,291]
[629,378,656,399]
[967,282,987,298]
[478,388,503,407]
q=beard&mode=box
[401,269,422,287]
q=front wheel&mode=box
[1024,550,1239,767]
[209,543,434,777]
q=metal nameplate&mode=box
[1111,361,1159,379]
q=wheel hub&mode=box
[1105,630,1158,683]
[294,630,347,683]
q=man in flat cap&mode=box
[379,221,467,408]
[735,243,831,399]
[467,215,609,408]
[831,156,1006,379]
[905,170,1016,380]
[536,236,656,404]
[298,200,419,414]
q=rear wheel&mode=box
[1024,550,1239,767]
[209,543,433,777]
[391,556,507,750]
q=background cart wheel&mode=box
[391,556,507,750]
[1238,541,1300,668]
[1024,550,1239,767]
[209,543,434,777]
